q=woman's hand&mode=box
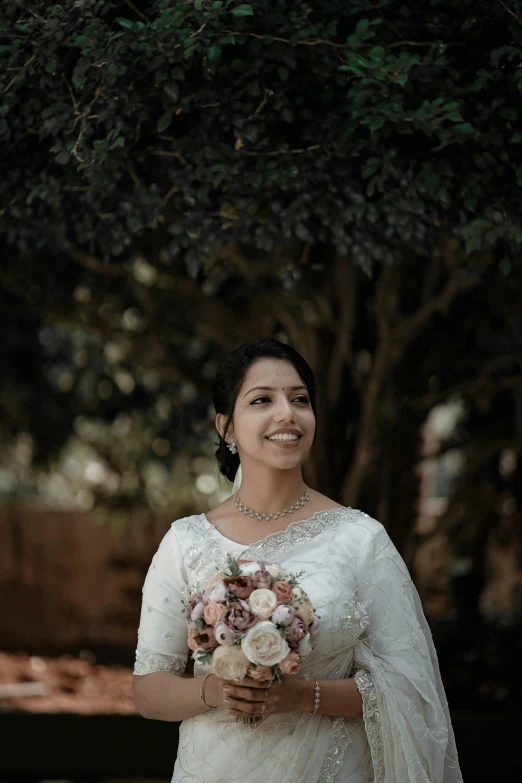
[219,673,312,719]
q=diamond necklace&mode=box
[233,488,310,522]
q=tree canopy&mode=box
[1,0,521,534]
[2,0,522,264]
[2,0,522,710]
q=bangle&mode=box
[310,678,320,714]
[200,672,216,709]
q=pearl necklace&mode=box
[233,488,310,522]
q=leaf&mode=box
[55,151,70,165]
[456,122,474,134]
[163,82,179,102]
[156,112,173,133]
[362,159,380,180]
[231,4,254,17]
[116,18,134,29]
[207,45,221,60]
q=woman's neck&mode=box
[234,469,308,514]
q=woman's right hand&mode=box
[206,673,272,711]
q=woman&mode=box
[133,338,463,782]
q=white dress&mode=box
[134,507,463,783]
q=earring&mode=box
[227,436,238,454]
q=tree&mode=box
[1,0,521,541]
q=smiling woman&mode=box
[132,338,463,783]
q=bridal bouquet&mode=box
[183,553,320,725]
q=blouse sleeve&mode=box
[133,524,190,677]
[353,520,463,783]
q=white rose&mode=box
[206,582,228,603]
[211,644,250,680]
[191,601,205,622]
[241,621,290,666]
[265,563,287,579]
[298,633,312,658]
[248,588,278,619]
[271,604,295,626]
[238,561,262,577]
[206,568,230,590]
[214,622,235,646]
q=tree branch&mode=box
[67,246,127,277]
[407,356,522,411]
[327,255,356,404]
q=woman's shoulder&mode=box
[152,512,206,553]
[333,506,387,549]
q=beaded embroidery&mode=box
[133,646,187,676]
[318,716,358,783]
[188,507,359,593]
[354,668,384,782]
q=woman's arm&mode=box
[300,676,363,718]
[133,669,225,722]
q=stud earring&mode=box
[227,436,238,454]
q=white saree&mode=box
[134,507,463,783]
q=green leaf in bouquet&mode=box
[225,551,241,576]
[193,648,212,664]
[286,569,306,586]
[272,664,283,683]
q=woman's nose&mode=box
[274,398,295,418]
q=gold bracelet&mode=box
[199,672,216,709]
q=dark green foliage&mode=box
[2,0,522,275]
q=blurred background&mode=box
[1,0,522,781]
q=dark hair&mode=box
[213,338,317,482]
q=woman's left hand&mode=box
[222,674,311,719]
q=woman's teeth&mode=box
[267,435,300,441]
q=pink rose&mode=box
[247,664,273,682]
[253,569,272,590]
[225,598,258,633]
[223,574,255,600]
[188,624,218,651]
[286,616,307,649]
[273,580,294,605]
[203,600,228,626]
[188,626,199,651]
[279,650,301,675]
[292,585,314,625]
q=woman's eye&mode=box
[251,396,309,404]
